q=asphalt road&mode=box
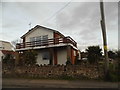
[2,78,120,88]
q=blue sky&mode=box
[1,1,118,51]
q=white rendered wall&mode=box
[0,51,3,61]
[57,47,67,65]
[25,28,53,42]
[36,50,49,65]
[36,47,67,65]
[0,41,14,51]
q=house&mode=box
[16,25,80,65]
[0,40,14,51]
[0,40,15,61]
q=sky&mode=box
[1,1,118,51]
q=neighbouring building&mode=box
[16,25,81,65]
[0,40,15,61]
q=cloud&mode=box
[1,2,118,50]
[56,2,102,47]
[55,2,118,50]
[118,2,120,49]
[56,2,100,29]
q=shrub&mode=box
[2,54,15,67]
[19,50,38,66]
[66,57,72,65]
[86,46,102,64]
[104,63,119,82]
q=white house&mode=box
[16,25,81,65]
[0,40,14,61]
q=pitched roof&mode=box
[21,25,64,38]
[0,40,10,43]
[0,40,14,51]
[1,50,16,55]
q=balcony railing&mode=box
[16,36,77,49]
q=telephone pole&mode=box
[100,0,109,76]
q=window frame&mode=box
[42,51,50,60]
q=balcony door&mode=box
[30,37,36,46]
[36,36,41,46]
[41,35,48,45]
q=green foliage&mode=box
[2,54,15,66]
[115,50,120,71]
[108,50,117,59]
[66,60,72,65]
[86,46,102,64]
[104,63,120,82]
[19,50,38,66]
[75,55,81,65]
[66,57,72,65]
[116,50,120,58]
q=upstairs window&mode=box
[36,36,41,45]
[30,35,48,42]
[42,35,48,41]
[30,37,36,46]
[41,35,48,44]
[30,35,48,45]
[36,36,41,41]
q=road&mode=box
[2,78,120,88]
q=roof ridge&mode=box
[0,40,10,43]
[21,25,61,38]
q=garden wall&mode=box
[2,65,104,80]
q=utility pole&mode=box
[100,0,109,76]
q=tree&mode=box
[108,50,116,59]
[11,39,22,48]
[116,50,120,69]
[81,51,88,59]
[116,50,120,58]
[2,54,15,66]
[19,50,38,66]
[86,46,102,64]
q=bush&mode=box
[19,50,38,66]
[66,56,72,65]
[2,54,15,67]
[105,72,119,82]
[86,46,102,64]
[104,63,119,82]
[66,60,72,65]
[75,55,81,65]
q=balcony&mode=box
[16,36,77,49]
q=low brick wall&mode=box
[2,65,104,80]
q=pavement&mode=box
[2,78,120,89]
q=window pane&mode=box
[30,37,35,42]
[42,35,48,40]
[36,36,41,41]
[42,35,48,44]
[42,51,50,60]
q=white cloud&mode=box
[1,2,118,51]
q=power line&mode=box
[41,0,72,24]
